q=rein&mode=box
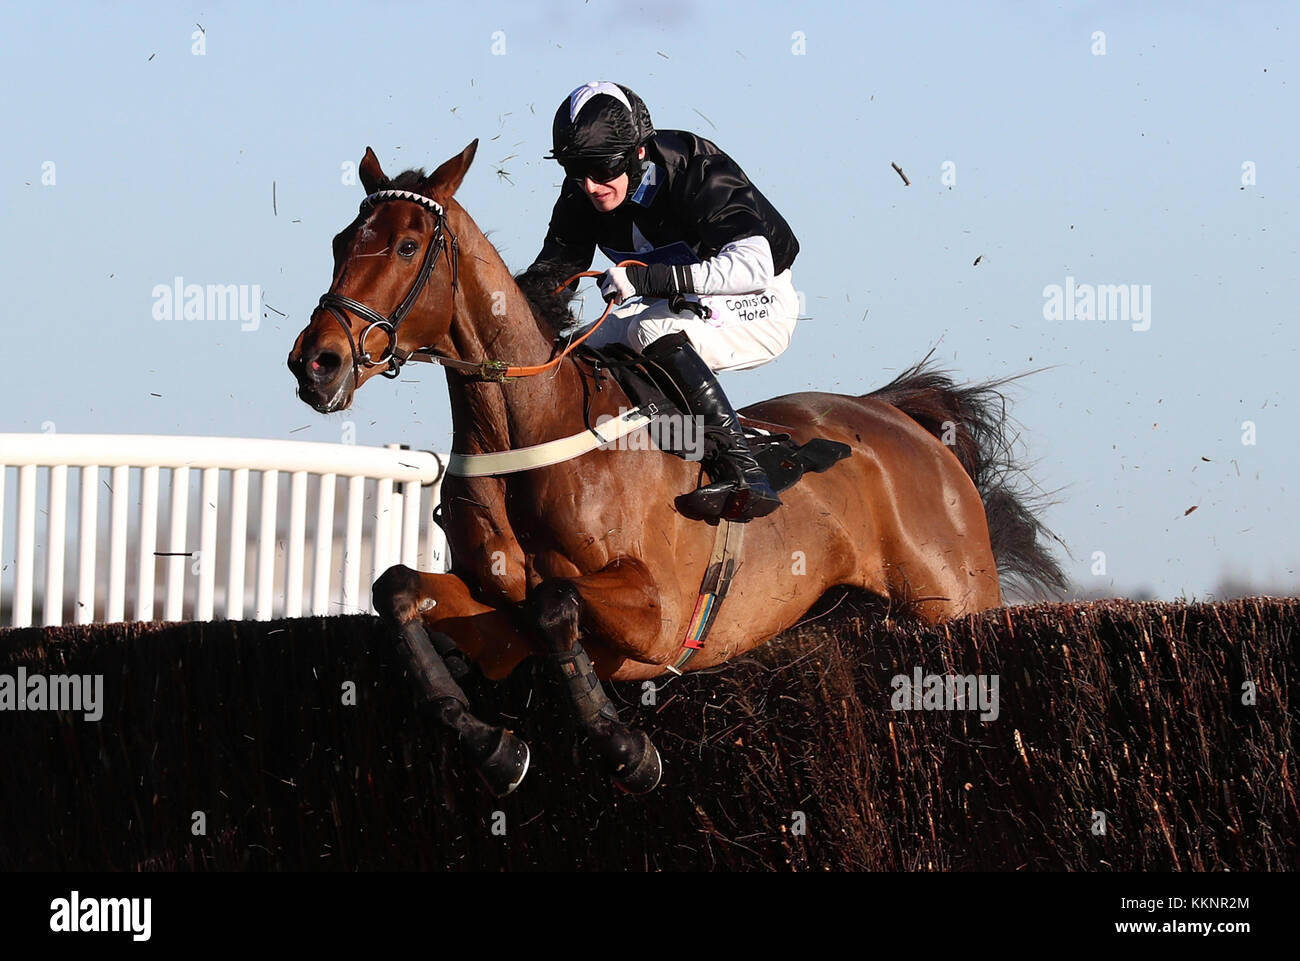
[404,263,644,381]
[317,188,643,384]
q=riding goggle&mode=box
[561,152,634,184]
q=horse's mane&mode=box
[513,263,579,336]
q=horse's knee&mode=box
[372,564,423,628]
[528,579,583,651]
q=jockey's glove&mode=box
[600,263,697,304]
[598,266,638,304]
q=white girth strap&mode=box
[446,407,653,477]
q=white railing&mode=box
[0,434,449,628]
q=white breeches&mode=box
[582,268,799,372]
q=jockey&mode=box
[519,80,800,522]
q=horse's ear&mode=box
[359,147,386,194]
[426,139,478,203]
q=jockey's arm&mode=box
[622,152,777,298]
[685,235,775,294]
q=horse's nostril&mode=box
[310,351,342,382]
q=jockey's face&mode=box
[581,172,628,212]
[577,146,646,213]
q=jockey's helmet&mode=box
[547,81,654,181]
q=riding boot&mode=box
[643,332,782,521]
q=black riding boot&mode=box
[643,332,782,521]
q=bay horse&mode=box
[287,140,1066,795]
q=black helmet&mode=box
[547,81,655,168]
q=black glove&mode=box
[622,262,697,298]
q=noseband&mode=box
[317,189,459,381]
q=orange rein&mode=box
[495,260,647,378]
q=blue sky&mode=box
[2,0,1296,598]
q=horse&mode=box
[287,139,1066,796]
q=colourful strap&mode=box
[668,519,745,673]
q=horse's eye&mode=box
[398,240,419,257]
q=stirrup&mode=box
[722,485,781,521]
[676,471,781,521]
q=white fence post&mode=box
[311,473,336,616]
[136,464,159,622]
[256,469,279,621]
[108,464,129,622]
[165,466,189,621]
[227,467,249,620]
[44,464,68,626]
[401,479,421,570]
[197,466,219,620]
[343,475,365,615]
[16,463,37,627]
[372,477,393,591]
[76,465,98,625]
[286,470,307,617]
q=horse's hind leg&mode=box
[530,579,663,794]
[374,566,531,796]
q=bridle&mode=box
[316,188,641,385]
[316,188,459,382]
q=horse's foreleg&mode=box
[373,565,532,796]
[530,575,664,795]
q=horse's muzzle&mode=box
[288,346,353,412]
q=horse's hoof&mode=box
[474,728,531,797]
[611,730,662,795]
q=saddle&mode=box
[573,343,852,495]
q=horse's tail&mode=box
[865,350,1069,600]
